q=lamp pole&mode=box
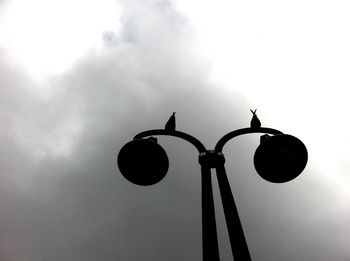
[119,123,308,260]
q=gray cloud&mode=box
[0,1,234,260]
[0,0,349,261]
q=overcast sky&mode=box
[1,0,350,260]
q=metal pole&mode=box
[215,164,251,260]
[133,128,286,260]
[201,165,220,261]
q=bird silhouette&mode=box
[250,109,261,129]
[165,112,176,131]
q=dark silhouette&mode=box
[165,112,176,131]
[250,109,261,129]
[254,134,308,183]
[118,138,169,186]
[118,110,308,261]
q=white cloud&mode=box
[0,0,121,77]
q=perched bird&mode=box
[165,112,176,131]
[250,109,261,129]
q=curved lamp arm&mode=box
[215,127,283,152]
[134,129,207,153]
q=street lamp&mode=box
[117,113,308,260]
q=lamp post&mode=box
[117,116,308,260]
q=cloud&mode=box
[0,1,244,260]
[1,0,350,260]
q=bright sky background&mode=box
[0,0,350,260]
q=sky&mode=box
[0,0,350,260]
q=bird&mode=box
[165,112,176,131]
[250,109,261,129]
